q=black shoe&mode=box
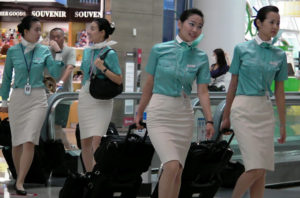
[14,184,27,196]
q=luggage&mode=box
[89,122,154,198]
[151,129,235,198]
[0,117,12,147]
[2,145,51,185]
[220,161,245,188]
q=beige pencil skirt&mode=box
[78,84,113,139]
[147,94,194,167]
[8,88,48,146]
[231,95,275,171]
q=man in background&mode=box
[48,27,76,149]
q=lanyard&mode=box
[89,47,106,78]
[20,44,35,83]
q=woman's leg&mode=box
[249,170,266,198]
[159,160,182,198]
[92,136,101,153]
[232,169,266,198]
[81,137,94,172]
[12,144,22,176]
[15,142,35,190]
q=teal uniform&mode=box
[229,39,288,96]
[146,39,210,97]
[1,43,64,100]
[80,46,122,86]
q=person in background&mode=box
[208,48,230,91]
[48,27,76,149]
[0,15,63,195]
[221,6,287,198]
[78,18,122,172]
[135,8,214,198]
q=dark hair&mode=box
[17,15,40,37]
[254,6,279,30]
[50,27,64,35]
[213,48,227,68]
[92,18,115,39]
[179,8,204,22]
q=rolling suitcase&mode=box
[90,122,155,198]
[151,129,235,198]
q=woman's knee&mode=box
[81,137,93,149]
[163,160,182,174]
[246,169,266,179]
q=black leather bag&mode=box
[0,117,12,146]
[94,122,154,175]
[89,49,123,100]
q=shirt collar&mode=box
[176,35,193,46]
[88,40,117,49]
[255,35,272,45]
[21,37,38,54]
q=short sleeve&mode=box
[145,45,159,75]
[274,52,288,81]
[229,45,241,75]
[66,48,76,66]
[105,50,121,75]
[196,54,210,84]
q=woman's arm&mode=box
[94,57,123,85]
[197,84,214,139]
[220,74,238,130]
[275,81,286,144]
[135,74,154,127]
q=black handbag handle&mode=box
[126,122,148,142]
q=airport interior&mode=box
[0,0,300,197]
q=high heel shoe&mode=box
[14,184,27,196]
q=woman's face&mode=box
[24,21,41,43]
[257,11,280,40]
[87,22,105,43]
[178,14,203,42]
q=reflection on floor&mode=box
[1,127,300,197]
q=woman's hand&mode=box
[94,58,105,71]
[220,117,231,131]
[277,126,286,144]
[0,107,8,113]
[206,123,214,139]
[135,113,143,129]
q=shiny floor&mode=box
[1,128,300,197]
[1,182,300,198]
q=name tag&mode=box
[269,61,279,67]
[187,64,196,68]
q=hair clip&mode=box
[110,22,115,29]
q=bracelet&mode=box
[55,50,62,53]
[206,121,214,125]
[102,68,108,73]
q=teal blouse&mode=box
[146,40,210,97]
[80,47,122,85]
[230,39,288,96]
[1,43,64,100]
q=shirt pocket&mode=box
[12,59,26,73]
[241,60,264,90]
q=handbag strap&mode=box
[89,48,114,78]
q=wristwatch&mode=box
[58,80,64,85]
[103,68,108,73]
[55,50,62,53]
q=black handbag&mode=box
[94,122,155,175]
[0,117,12,146]
[89,49,123,100]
